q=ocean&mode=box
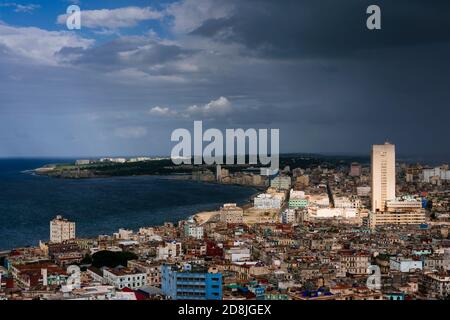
[0,159,257,250]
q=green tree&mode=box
[80,253,93,265]
[92,250,138,268]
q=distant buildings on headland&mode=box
[191,165,268,187]
[75,156,169,166]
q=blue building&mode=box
[161,264,222,300]
[384,292,405,300]
[421,198,428,209]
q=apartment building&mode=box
[127,260,161,287]
[184,223,204,240]
[419,273,450,299]
[289,190,309,209]
[270,176,292,191]
[161,264,222,300]
[219,203,244,224]
[371,142,396,212]
[50,215,76,243]
[390,256,423,273]
[254,193,282,209]
[102,267,147,290]
[337,250,370,276]
[156,241,182,260]
[281,209,297,224]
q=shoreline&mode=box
[0,175,261,251]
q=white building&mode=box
[224,247,251,262]
[334,196,362,209]
[281,209,296,224]
[114,228,133,240]
[357,186,371,197]
[254,193,282,209]
[371,142,396,212]
[290,190,305,199]
[184,223,204,239]
[100,157,127,163]
[75,159,91,165]
[422,166,450,183]
[386,197,422,210]
[127,260,161,287]
[370,195,426,228]
[157,241,182,260]
[50,215,75,243]
[128,157,151,163]
[390,256,423,273]
[270,176,291,191]
[309,207,357,219]
[103,268,147,290]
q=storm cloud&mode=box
[0,0,449,162]
[191,0,450,59]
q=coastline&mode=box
[0,168,260,251]
[189,183,262,225]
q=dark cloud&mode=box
[1,0,450,161]
[57,36,196,72]
[191,0,450,59]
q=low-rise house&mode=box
[156,241,182,261]
[390,256,423,273]
[127,260,161,287]
[103,267,147,290]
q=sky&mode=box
[0,0,449,161]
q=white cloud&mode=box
[114,126,147,138]
[0,3,40,13]
[186,96,232,116]
[149,106,178,117]
[107,68,187,84]
[0,24,93,65]
[166,0,233,34]
[149,96,232,119]
[57,6,162,29]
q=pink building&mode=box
[349,162,362,177]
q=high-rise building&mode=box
[50,215,75,243]
[371,142,396,212]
